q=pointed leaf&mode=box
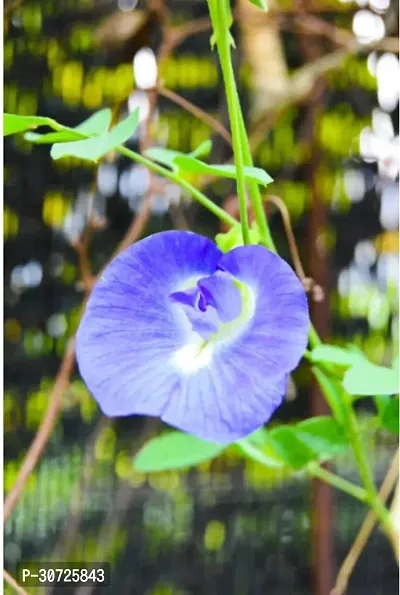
[4,113,54,136]
[248,0,268,10]
[295,416,348,460]
[311,344,366,368]
[143,147,182,169]
[236,438,284,468]
[268,427,315,470]
[25,109,112,145]
[174,156,273,186]
[190,140,213,159]
[143,141,213,171]
[51,109,139,161]
[133,431,225,472]
[75,108,112,135]
[343,362,399,396]
[245,427,269,446]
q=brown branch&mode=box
[3,194,153,520]
[163,0,358,41]
[3,570,30,595]
[331,449,400,595]
[157,86,232,146]
[264,195,324,302]
[293,13,400,54]
[169,16,212,48]
[4,181,153,522]
[3,339,76,522]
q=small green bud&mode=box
[215,223,261,252]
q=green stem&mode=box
[237,110,275,250]
[117,146,237,228]
[307,462,368,503]
[312,366,346,425]
[208,0,250,245]
[308,324,322,348]
[239,439,368,503]
[342,394,394,540]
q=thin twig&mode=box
[331,449,400,595]
[169,16,212,46]
[3,569,30,595]
[263,195,324,302]
[157,86,232,146]
[293,13,400,54]
[3,339,76,522]
[111,191,153,259]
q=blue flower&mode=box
[76,231,310,444]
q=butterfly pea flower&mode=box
[76,231,309,444]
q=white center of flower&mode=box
[173,339,214,373]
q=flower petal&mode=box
[161,370,289,444]
[197,270,242,323]
[218,245,310,375]
[76,231,222,417]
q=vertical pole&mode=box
[307,77,334,595]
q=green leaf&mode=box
[268,427,315,470]
[311,344,365,368]
[236,438,284,469]
[268,418,348,470]
[144,141,213,171]
[4,113,53,136]
[248,0,268,10]
[375,396,399,434]
[142,147,181,169]
[312,366,346,425]
[190,140,213,159]
[246,427,269,446]
[382,398,399,434]
[133,431,225,472]
[215,223,261,252]
[74,108,112,135]
[25,130,83,144]
[343,361,399,396]
[174,156,273,186]
[295,416,348,461]
[374,394,389,418]
[51,109,139,162]
[25,109,112,145]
